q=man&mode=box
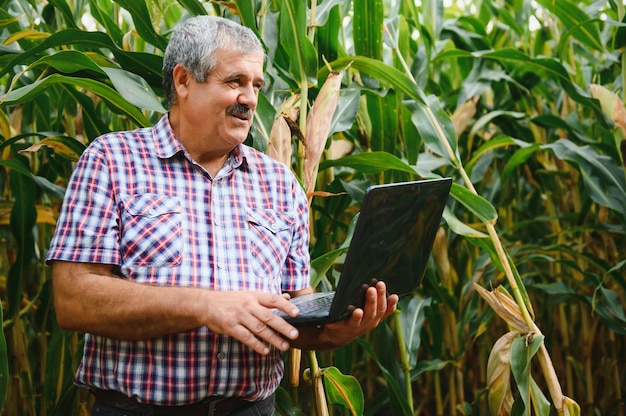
[47,15,398,416]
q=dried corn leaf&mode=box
[474,284,528,333]
[487,331,517,416]
[451,96,479,138]
[303,71,343,195]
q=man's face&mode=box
[183,48,265,150]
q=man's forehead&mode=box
[212,50,265,74]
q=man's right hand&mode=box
[202,290,301,355]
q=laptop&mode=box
[276,177,452,326]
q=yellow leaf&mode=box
[3,30,50,45]
[19,138,81,161]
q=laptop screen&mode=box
[328,178,452,320]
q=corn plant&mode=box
[1,0,625,415]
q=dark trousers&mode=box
[91,394,276,416]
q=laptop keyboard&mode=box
[274,292,335,319]
[293,293,335,314]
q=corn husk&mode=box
[267,116,293,167]
[267,94,301,167]
[486,331,517,416]
[303,71,343,195]
[589,83,626,134]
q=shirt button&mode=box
[217,352,226,360]
[148,208,156,216]
[217,262,225,269]
[270,223,278,232]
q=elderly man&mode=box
[47,15,398,416]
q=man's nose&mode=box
[238,84,258,107]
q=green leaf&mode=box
[234,0,259,34]
[102,68,166,112]
[30,50,106,76]
[353,0,383,60]
[367,91,398,154]
[529,377,552,415]
[3,74,151,127]
[442,207,488,238]
[435,48,613,129]
[0,29,164,87]
[251,93,276,152]
[357,339,413,416]
[279,0,318,85]
[0,159,34,177]
[322,366,365,416]
[176,0,208,16]
[47,0,79,29]
[449,183,498,223]
[502,144,540,184]
[543,139,626,218]
[326,55,427,105]
[329,86,360,136]
[466,135,528,174]
[113,0,168,51]
[310,247,347,288]
[410,358,449,380]
[7,165,37,318]
[407,98,460,167]
[319,151,416,175]
[310,213,359,288]
[400,295,432,368]
[88,0,124,45]
[64,88,110,139]
[275,386,307,416]
[534,0,603,52]
[510,333,544,414]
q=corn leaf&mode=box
[322,367,364,416]
[510,333,545,415]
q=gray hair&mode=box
[162,16,265,106]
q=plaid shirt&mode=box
[46,115,310,405]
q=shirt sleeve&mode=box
[46,140,121,265]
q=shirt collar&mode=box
[152,113,253,172]
[152,114,185,159]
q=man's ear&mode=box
[172,64,191,100]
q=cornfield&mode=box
[0,0,624,415]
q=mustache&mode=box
[226,104,253,118]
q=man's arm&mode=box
[287,281,399,350]
[51,260,301,355]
